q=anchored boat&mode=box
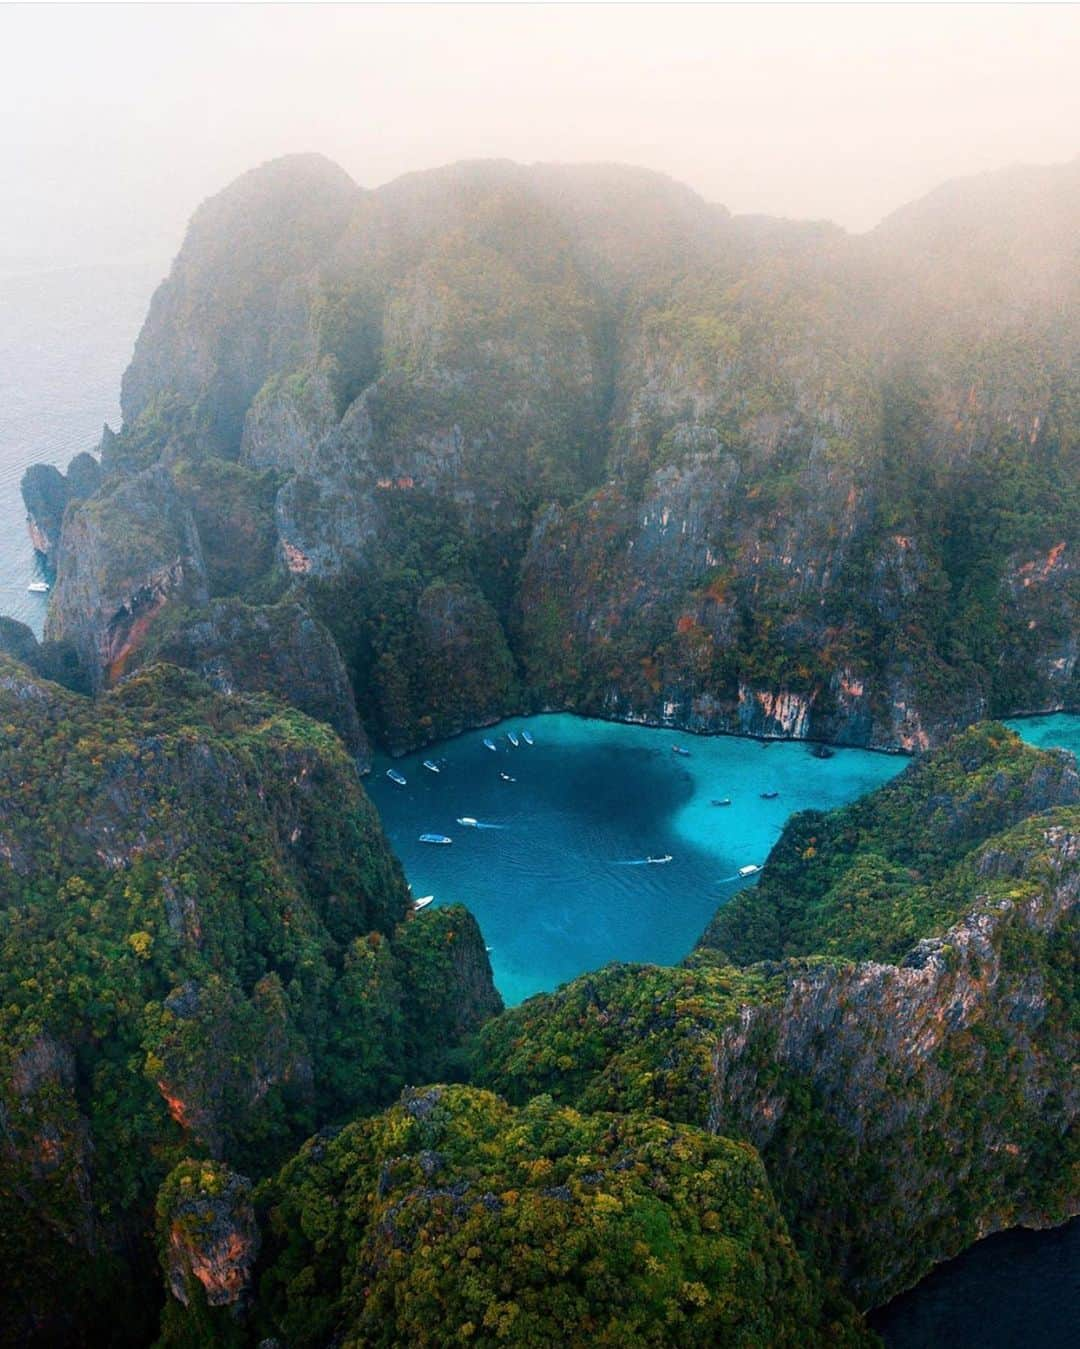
[483,738,497,752]
[507,732,519,747]
[423,760,441,773]
[387,769,407,786]
[521,730,534,745]
[413,895,435,911]
[419,833,452,846]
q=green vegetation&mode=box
[702,723,1079,964]
[0,659,499,1344]
[251,1084,863,1348]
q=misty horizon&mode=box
[3,3,1078,269]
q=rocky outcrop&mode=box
[249,1084,853,1348]
[121,154,361,458]
[0,660,501,1341]
[20,452,101,568]
[136,597,370,768]
[45,465,209,689]
[157,1162,259,1308]
[704,818,1079,1307]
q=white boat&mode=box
[483,738,497,752]
[738,864,761,877]
[387,769,407,786]
[423,760,440,773]
[521,730,534,745]
[456,817,479,827]
[647,854,673,864]
[499,772,516,782]
[413,895,434,911]
[507,732,519,747]
[419,833,452,845]
[27,580,49,594]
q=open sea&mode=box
[2,261,1077,1349]
[0,260,161,632]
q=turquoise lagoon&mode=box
[369,715,906,1005]
[370,712,1080,1006]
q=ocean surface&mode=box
[368,714,907,1005]
[870,1216,1080,1348]
[0,260,161,632]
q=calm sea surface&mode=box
[369,713,907,1005]
[0,260,160,631]
[2,263,1077,1348]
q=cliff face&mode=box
[45,465,209,688]
[21,154,1078,752]
[474,729,1079,1312]
[0,658,500,1343]
[132,596,371,769]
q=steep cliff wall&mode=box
[20,155,1080,749]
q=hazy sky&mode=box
[3,2,1078,266]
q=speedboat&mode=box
[413,895,434,911]
[646,854,673,864]
[760,790,779,800]
[423,760,441,773]
[711,798,732,807]
[387,769,407,786]
[507,732,519,747]
[521,730,534,745]
[483,738,497,752]
[738,864,761,877]
[499,772,516,782]
[27,580,49,593]
[671,745,691,757]
[456,816,479,827]
[419,833,452,845]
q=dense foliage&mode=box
[702,722,1080,963]
[0,659,499,1344]
[249,1084,864,1348]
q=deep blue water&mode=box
[870,1217,1080,1348]
[0,260,160,632]
[368,714,906,1005]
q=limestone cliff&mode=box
[19,154,1075,754]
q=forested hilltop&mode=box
[22,153,1079,753]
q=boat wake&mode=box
[615,855,673,866]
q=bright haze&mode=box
[2,2,1078,267]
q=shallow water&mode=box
[1006,710,1080,761]
[368,714,906,1005]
